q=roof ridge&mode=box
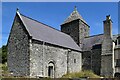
[62,7,87,25]
[20,13,73,38]
[85,34,103,38]
[20,13,61,31]
[113,34,120,36]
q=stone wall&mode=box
[101,54,113,77]
[82,51,91,70]
[61,20,79,45]
[79,20,89,45]
[101,38,114,77]
[7,14,30,76]
[91,48,101,75]
[68,50,82,73]
[61,19,89,47]
[29,40,43,77]
[82,46,101,75]
[114,47,120,73]
[101,15,114,77]
[114,47,120,59]
[30,40,82,78]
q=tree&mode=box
[0,45,7,64]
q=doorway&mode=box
[48,62,54,78]
[48,66,53,77]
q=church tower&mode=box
[101,15,114,77]
[61,6,90,47]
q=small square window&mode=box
[117,36,120,45]
[116,59,120,67]
[74,59,76,63]
[115,40,117,45]
[118,39,120,44]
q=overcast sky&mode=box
[2,2,118,47]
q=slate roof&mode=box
[62,7,87,25]
[82,34,120,51]
[17,11,81,51]
[113,34,120,41]
[82,34,104,51]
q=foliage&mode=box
[0,45,7,64]
[2,63,8,71]
[1,63,11,78]
[62,70,100,78]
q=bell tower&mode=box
[61,6,90,47]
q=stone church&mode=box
[7,7,120,78]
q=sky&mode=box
[2,2,118,47]
[1,0,120,2]
[118,1,120,33]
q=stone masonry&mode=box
[29,40,81,78]
[61,7,89,47]
[101,15,114,77]
[7,7,120,78]
[7,10,82,78]
[7,14,30,76]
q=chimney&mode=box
[103,15,113,38]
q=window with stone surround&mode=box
[115,40,117,45]
[117,36,120,45]
[92,44,101,49]
[116,59,120,67]
[118,38,120,44]
[74,59,76,63]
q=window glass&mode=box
[74,59,76,63]
[118,38,120,44]
[116,59,120,67]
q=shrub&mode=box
[0,45,7,64]
[62,70,100,78]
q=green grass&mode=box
[2,63,8,71]
[62,70,100,78]
[1,63,11,78]
[0,63,3,79]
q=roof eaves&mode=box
[16,11,32,37]
[61,19,80,25]
[84,34,104,38]
[80,19,90,28]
